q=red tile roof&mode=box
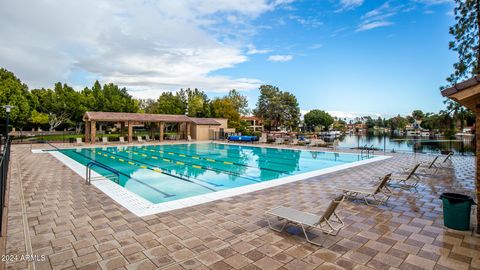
[84,112,192,123]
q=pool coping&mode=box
[44,143,392,217]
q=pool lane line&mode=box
[89,148,221,191]
[206,143,350,163]
[119,147,262,183]
[71,150,176,198]
[211,143,309,159]
[130,147,268,182]
[138,146,290,174]
[119,148,262,183]
[156,145,296,168]
[164,144,300,167]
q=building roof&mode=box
[441,75,480,110]
[83,111,224,124]
[241,116,262,121]
[189,117,221,125]
[83,111,192,123]
[441,75,480,97]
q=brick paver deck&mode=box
[4,144,480,270]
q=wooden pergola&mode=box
[441,75,480,232]
[82,111,192,143]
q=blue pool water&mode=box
[58,143,372,204]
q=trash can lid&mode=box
[440,193,476,205]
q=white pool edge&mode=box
[47,149,391,217]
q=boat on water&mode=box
[319,130,342,138]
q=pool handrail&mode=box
[86,161,120,185]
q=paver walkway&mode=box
[4,144,480,270]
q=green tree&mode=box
[442,0,480,131]
[155,92,187,115]
[412,110,425,121]
[227,89,249,115]
[210,97,241,129]
[0,68,31,128]
[29,110,49,127]
[181,88,210,117]
[447,0,480,84]
[254,85,300,131]
[304,110,333,131]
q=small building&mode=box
[82,111,232,143]
[241,116,264,132]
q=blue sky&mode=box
[0,0,455,118]
[209,0,456,118]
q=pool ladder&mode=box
[360,144,375,158]
[86,161,120,185]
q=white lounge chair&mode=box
[274,138,284,145]
[340,174,392,206]
[265,195,345,246]
[390,163,422,189]
[102,137,108,144]
[137,136,145,143]
[144,135,151,141]
[75,137,83,145]
[290,138,299,146]
[187,135,192,141]
[119,137,126,143]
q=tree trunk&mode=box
[476,105,480,233]
[476,0,480,73]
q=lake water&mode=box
[333,134,475,155]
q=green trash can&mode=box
[440,193,476,231]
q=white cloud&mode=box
[267,55,293,62]
[356,2,398,32]
[414,0,452,5]
[356,21,394,32]
[337,0,364,12]
[0,0,294,99]
[246,44,272,55]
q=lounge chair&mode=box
[137,136,145,143]
[340,174,392,206]
[145,135,151,141]
[187,135,192,141]
[390,163,422,189]
[119,136,126,143]
[102,137,108,144]
[265,195,345,246]
[419,155,440,174]
[274,138,284,145]
[289,138,299,146]
[75,137,83,145]
[437,152,454,168]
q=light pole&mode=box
[2,105,14,141]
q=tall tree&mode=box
[0,68,31,128]
[210,97,241,129]
[443,0,480,129]
[304,110,333,131]
[181,88,210,117]
[227,89,249,115]
[155,92,187,115]
[447,0,480,84]
[254,85,300,131]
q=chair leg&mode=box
[265,214,288,232]
[300,224,327,247]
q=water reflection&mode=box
[334,134,474,155]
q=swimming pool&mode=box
[49,143,389,216]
